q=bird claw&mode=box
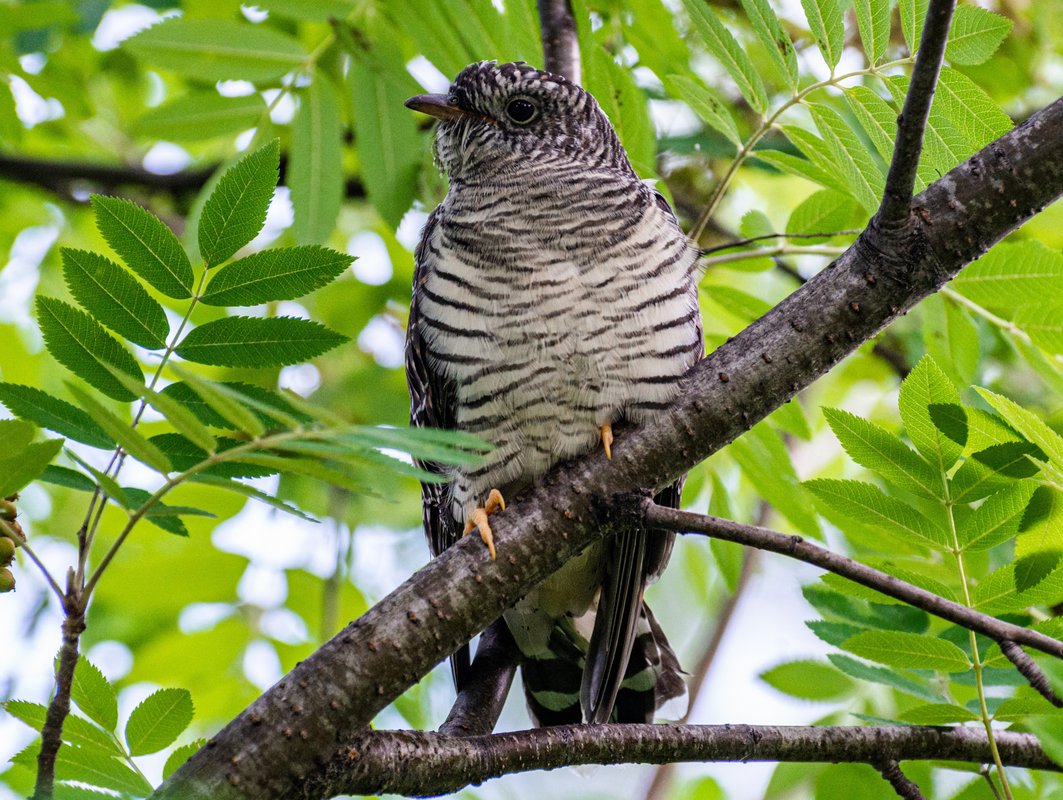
[600,423,613,461]
[463,488,505,560]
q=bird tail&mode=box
[520,605,686,726]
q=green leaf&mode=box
[0,437,63,498]
[40,465,97,493]
[927,403,968,448]
[0,383,113,449]
[91,195,194,299]
[66,384,172,475]
[681,0,768,114]
[125,688,194,756]
[754,149,850,197]
[853,0,890,64]
[952,241,1063,311]
[65,449,130,509]
[800,0,844,69]
[345,36,423,228]
[1028,714,1063,768]
[731,423,821,538]
[71,657,118,733]
[198,140,280,268]
[61,248,169,349]
[760,660,853,700]
[1015,551,1062,593]
[123,18,306,83]
[663,75,742,149]
[137,92,266,141]
[945,6,1011,66]
[922,295,979,389]
[163,739,206,780]
[166,367,266,437]
[36,297,142,402]
[899,0,929,52]
[201,246,352,307]
[0,418,35,452]
[845,86,898,163]
[54,747,153,796]
[899,355,963,473]
[175,316,347,368]
[805,478,945,548]
[190,473,317,521]
[842,631,970,672]
[106,371,216,454]
[738,0,799,88]
[786,189,860,243]
[976,387,1063,469]
[958,481,1038,551]
[951,442,1044,503]
[822,407,939,497]
[807,103,884,213]
[935,68,1012,151]
[739,210,774,240]
[3,701,119,755]
[827,654,942,702]
[150,434,274,479]
[1016,305,1063,355]
[290,72,343,245]
[899,703,980,725]
[584,46,657,176]
[779,125,859,198]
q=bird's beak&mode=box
[404,94,466,120]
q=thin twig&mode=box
[641,503,1063,662]
[875,0,957,228]
[877,759,927,800]
[700,229,863,256]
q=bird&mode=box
[404,61,703,725]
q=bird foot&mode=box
[600,423,613,461]
[463,488,506,560]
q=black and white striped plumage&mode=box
[405,61,702,725]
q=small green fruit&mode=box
[0,537,13,566]
[0,500,15,521]
[0,568,14,593]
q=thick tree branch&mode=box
[156,99,1063,800]
[438,620,520,736]
[34,602,84,800]
[876,0,956,228]
[300,724,1052,797]
[538,0,580,83]
[644,504,1063,660]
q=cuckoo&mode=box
[405,61,702,725]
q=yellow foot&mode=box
[600,423,613,461]
[463,488,506,560]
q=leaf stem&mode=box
[690,57,915,242]
[701,244,846,269]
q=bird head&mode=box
[405,61,631,181]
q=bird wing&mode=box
[406,209,471,686]
[583,191,704,723]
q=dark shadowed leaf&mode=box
[0,383,113,448]
[928,403,968,447]
[66,384,172,475]
[1015,551,1062,593]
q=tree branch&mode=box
[298,724,1053,797]
[643,503,1063,660]
[999,641,1063,708]
[876,0,956,228]
[538,0,581,83]
[155,98,1063,800]
[876,760,927,800]
[438,620,520,736]
[33,600,85,800]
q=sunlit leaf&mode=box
[738,0,798,88]
[805,478,945,548]
[800,0,844,69]
[842,631,970,672]
[290,72,343,245]
[958,480,1038,551]
[137,92,266,141]
[664,75,741,149]
[71,657,118,733]
[945,6,1012,66]
[760,660,853,700]
[125,688,194,755]
[853,0,890,64]
[0,435,63,503]
[66,384,172,474]
[898,355,962,473]
[952,241,1063,310]
[899,703,979,725]
[681,0,768,114]
[899,0,929,52]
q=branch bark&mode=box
[293,724,1053,797]
[877,760,927,800]
[438,620,519,736]
[154,96,1063,800]
[538,0,581,83]
[644,503,1063,660]
[33,601,84,800]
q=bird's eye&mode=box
[505,98,537,124]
